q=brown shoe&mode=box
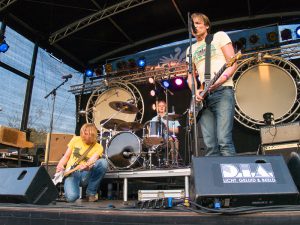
[86,195,98,202]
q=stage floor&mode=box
[1,200,300,225]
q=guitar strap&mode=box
[73,142,96,167]
[204,33,214,82]
[199,33,214,115]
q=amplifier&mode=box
[262,142,300,161]
[260,121,300,145]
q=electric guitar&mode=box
[189,52,242,123]
[52,159,97,185]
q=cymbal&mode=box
[100,119,126,130]
[117,122,143,132]
[162,114,181,120]
[109,101,138,114]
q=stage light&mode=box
[174,77,183,86]
[152,103,156,111]
[162,80,170,88]
[148,77,155,84]
[95,65,103,76]
[281,28,292,41]
[0,40,9,53]
[137,57,146,69]
[150,90,156,97]
[85,68,94,77]
[295,26,300,38]
[266,31,278,42]
[0,33,9,53]
[263,112,275,126]
[249,34,259,44]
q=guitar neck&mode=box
[64,160,97,177]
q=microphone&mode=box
[62,74,72,79]
[123,151,135,157]
[191,20,197,33]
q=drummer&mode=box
[151,100,180,163]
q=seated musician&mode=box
[56,123,108,202]
[151,100,180,164]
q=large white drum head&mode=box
[93,87,136,130]
[235,63,297,121]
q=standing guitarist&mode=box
[186,13,237,156]
[56,123,108,202]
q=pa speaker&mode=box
[0,166,58,204]
[190,155,299,207]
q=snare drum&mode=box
[143,120,166,146]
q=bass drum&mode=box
[105,132,143,170]
[233,55,300,130]
[85,81,144,132]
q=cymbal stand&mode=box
[170,122,177,166]
[148,146,156,170]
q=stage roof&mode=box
[1,0,299,71]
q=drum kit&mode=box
[99,100,181,170]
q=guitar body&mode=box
[52,159,97,185]
[189,52,241,124]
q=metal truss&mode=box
[49,0,154,44]
[0,0,17,12]
[69,63,188,95]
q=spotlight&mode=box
[281,28,292,41]
[0,38,9,53]
[0,40,9,53]
[150,90,156,97]
[295,26,300,38]
[85,68,94,77]
[137,57,146,69]
[174,77,183,86]
[249,34,259,44]
[263,112,275,126]
[162,80,170,88]
[152,103,156,111]
[148,77,155,84]
[266,31,278,42]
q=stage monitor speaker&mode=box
[45,133,74,163]
[0,166,58,204]
[190,155,299,207]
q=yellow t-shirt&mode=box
[66,136,103,169]
[186,31,233,87]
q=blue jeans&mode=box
[199,86,236,156]
[64,158,108,202]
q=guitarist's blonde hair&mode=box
[80,123,98,144]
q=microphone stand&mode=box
[155,80,174,166]
[187,12,199,157]
[44,77,70,172]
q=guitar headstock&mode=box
[226,51,242,67]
